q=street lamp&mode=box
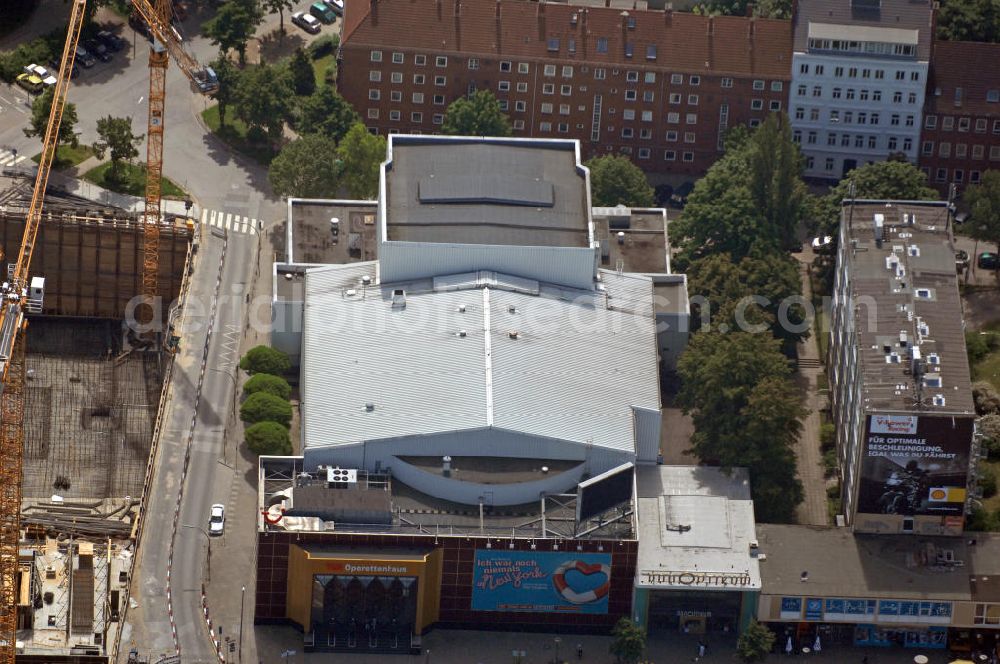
[209,367,238,419]
[181,524,212,583]
[554,637,561,664]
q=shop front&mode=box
[633,569,759,636]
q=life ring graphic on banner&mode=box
[262,507,284,524]
[552,560,611,605]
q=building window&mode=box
[815,65,824,75]
[643,90,655,102]
[959,117,971,132]
[871,112,879,125]
[644,72,656,83]
[844,111,853,124]
[841,134,850,147]
[992,146,1000,160]
[544,64,556,77]
[684,131,696,143]
[664,150,676,161]
[805,156,815,169]
[873,91,882,102]
[826,132,835,146]
[596,37,608,53]
[412,75,425,85]
[367,108,379,119]
[905,115,915,127]
[686,113,697,124]
[689,94,699,105]
[500,61,512,72]
[954,169,965,183]
[797,85,807,97]
[770,100,782,111]
[846,88,855,100]
[721,77,733,88]
[666,131,678,141]
[994,120,1000,134]
[391,52,404,64]
[517,82,528,92]
[753,79,764,90]
[971,170,982,184]
[810,108,819,121]
[834,66,843,77]
[800,63,809,74]
[825,158,834,171]
[956,143,968,158]
[389,110,401,121]
[468,58,479,70]
[369,70,382,82]
[771,81,783,92]
[943,116,955,131]
[925,115,937,129]
[671,73,683,84]
[749,119,761,128]
[669,93,682,104]
[433,113,444,125]
[751,99,764,110]
[540,122,552,132]
[513,119,525,130]
[888,136,897,150]
[640,128,652,139]
[560,104,570,115]
[498,100,508,111]
[936,168,947,182]
[908,92,917,104]
[515,101,526,112]
[975,119,987,133]
[795,107,805,120]
[973,145,985,159]
[848,67,857,78]
[558,123,569,133]
[389,71,403,84]
[595,68,606,80]
[518,63,530,74]
[807,131,817,144]
[542,83,555,95]
[562,66,574,78]
[903,138,912,151]
[626,70,639,82]
[371,50,383,62]
[989,90,1000,103]
[433,94,445,105]
[893,91,902,103]
[410,112,422,122]
[368,89,380,100]
[622,109,635,120]
[868,136,877,149]
[686,75,699,86]
[498,81,510,92]
[939,142,951,157]
[415,54,427,65]
[667,112,680,124]
[895,70,905,81]
[638,147,651,159]
[390,90,402,102]
[891,114,900,126]
[541,103,554,114]
[862,68,871,79]
[642,110,653,122]
[621,127,633,138]
[832,87,841,99]
[683,151,694,162]
[434,76,446,86]
[435,56,448,67]
[860,89,869,101]
[625,89,637,101]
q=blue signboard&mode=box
[471,550,611,614]
[805,598,823,621]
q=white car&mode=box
[291,11,321,34]
[324,0,345,13]
[209,503,225,536]
[24,64,57,87]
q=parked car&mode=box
[979,252,999,270]
[812,235,835,255]
[323,0,345,14]
[654,184,673,207]
[24,64,57,87]
[15,72,44,94]
[292,11,322,34]
[84,38,112,62]
[97,30,127,52]
[670,181,695,208]
[955,250,970,273]
[49,58,80,79]
[75,45,96,68]
[208,503,225,535]
[310,1,336,22]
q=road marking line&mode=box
[201,209,208,225]
[210,210,219,227]
[224,213,232,230]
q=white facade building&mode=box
[790,0,933,179]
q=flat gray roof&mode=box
[756,524,1000,602]
[636,466,761,590]
[841,201,974,414]
[385,140,590,248]
[285,199,378,265]
[300,264,660,454]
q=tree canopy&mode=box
[936,0,1000,42]
[243,373,292,400]
[269,133,341,199]
[609,618,646,664]
[442,90,512,137]
[585,155,655,207]
[210,57,242,128]
[737,620,776,662]
[205,0,263,65]
[261,0,294,34]
[240,392,293,426]
[289,47,315,96]
[336,123,386,200]
[963,170,1000,252]
[245,421,292,455]
[817,160,939,234]
[235,63,293,143]
[298,86,360,143]
[24,87,78,147]
[92,116,143,182]
[239,345,291,375]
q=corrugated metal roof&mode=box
[301,267,660,455]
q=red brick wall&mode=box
[918,112,1000,195]
[256,531,637,632]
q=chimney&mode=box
[495,0,501,18]
[621,10,629,41]
[371,0,378,25]
[664,4,673,25]
[454,0,460,16]
[745,1,754,15]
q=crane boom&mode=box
[0,2,86,662]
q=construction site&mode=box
[1,199,194,662]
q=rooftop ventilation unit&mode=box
[326,467,358,486]
[391,289,406,309]
[874,213,885,248]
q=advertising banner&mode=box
[857,414,974,516]
[471,550,611,614]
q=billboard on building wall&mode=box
[857,414,974,516]
[471,550,611,614]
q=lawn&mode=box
[201,104,277,165]
[82,161,188,199]
[32,144,95,170]
[972,321,1000,392]
[312,53,335,89]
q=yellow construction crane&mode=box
[0,3,86,660]
[0,0,216,659]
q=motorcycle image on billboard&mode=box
[857,414,974,517]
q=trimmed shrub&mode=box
[244,373,292,400]
[239,345,291,376]
[308,34,340,58]
[245,421,292,456]
[240,392,292,426]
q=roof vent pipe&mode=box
[392,289,406,309]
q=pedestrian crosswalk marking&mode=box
[0,153,27,168]
[199,208,258,235]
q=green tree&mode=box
[269,134,341,199]
[298,86,359,142]
[245,421,292,455]
[239,345,291,375]
[261,0,294,35]
[205,0,264,65]
[586,155,654,207]
[23,87,78,147]
[210,57,242,128]
[737,620,776,662]
[240,392,293,426]
[289,47,315,96]
[819,161,938,233]
[243,373,292,399]
[936,0,1000,42]
[92,116,143,183]
[609,618,646,664]
[441,90,512,137]
[677,331,805,522]
[963,170,1000,254]
[235,63,293,143]
[336,123,386,200]
[749,113,805,251]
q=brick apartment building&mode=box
[918,40,1000,195]
[338,0,791,175]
